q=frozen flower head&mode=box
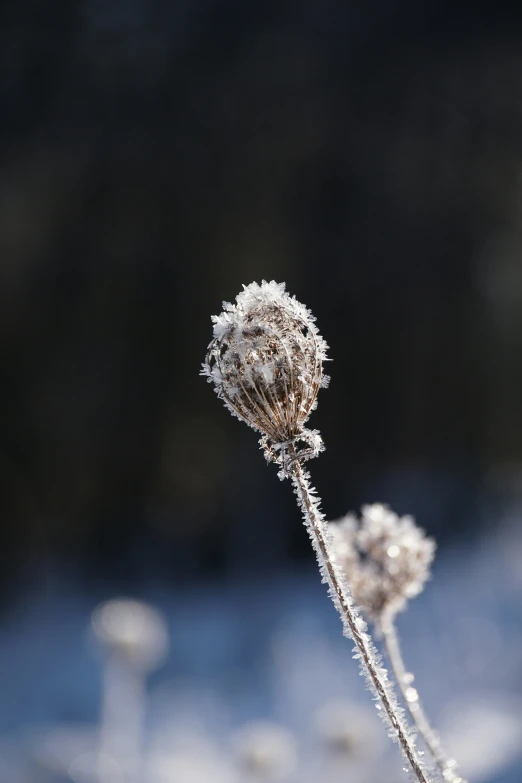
[202,281,329,473]
[232,721,298,781]
[91,598,169,671]
[330,505,436,624]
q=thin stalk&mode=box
[100,654,145,783]
[381,617,466,783]
[288,452,430,783]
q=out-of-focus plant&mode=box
[90,598,169,783]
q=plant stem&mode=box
[100,654,145,783]
[288,454,430,783]
[381,617,466,783]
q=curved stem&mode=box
[288,454,430,783]
[381,617,466,783]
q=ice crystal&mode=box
[330,505,435,624]
[202,280,329,473]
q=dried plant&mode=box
[330,506,466,783]
[91,599,169,783]
[202,281,431,783]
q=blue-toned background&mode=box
[1,529,522,781]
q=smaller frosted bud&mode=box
[202,281,329,470]
[330,504,436,624]
[91,598,168,671]
[232,722,298,780]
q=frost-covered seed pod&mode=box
[202,281,329,468]
[330,505,435,624]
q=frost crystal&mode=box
[330,505,436,624]
[202,281,329,473]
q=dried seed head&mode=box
[330,504,436,624]
[202,281,329,471]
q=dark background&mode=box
[1,0,522,594]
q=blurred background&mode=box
[1,0,522,780]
